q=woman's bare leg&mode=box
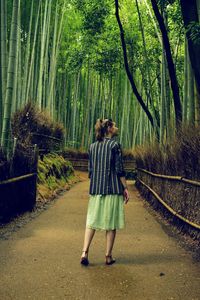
[105,229,116,257]
[81,227,96,258]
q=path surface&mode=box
[0,171,200,300]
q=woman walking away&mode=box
[80,118,129,266]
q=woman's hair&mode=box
[95,118,114,142]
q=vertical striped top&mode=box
[88,137,126,195]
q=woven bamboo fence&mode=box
[63,156,136,178]
[136,168,200,239]
[0,139,38,223]
[0,173,37,222]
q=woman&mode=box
[80,118,129,266]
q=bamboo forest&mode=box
[0,0,200,299]
[1,0,200,150]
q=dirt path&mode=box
[0,171,200,300]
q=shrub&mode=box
[133,124,200,180]
[11,102,65,153]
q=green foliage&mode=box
[2,0,195,151]
[157,0,176,9]
[58,0,122,75]
[186,22,200,45]
[76,0,110,35]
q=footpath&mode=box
[0,171,199,300]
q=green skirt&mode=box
[86,194,125,231]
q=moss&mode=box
[37,153,77,201]
[37,171,46,184]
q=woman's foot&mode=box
[80,250,89,266]
[105,254,116,265]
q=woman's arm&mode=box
[88,147,92,178]
[119,176,128,190]
[120,176,129,204]
[113,142,129,203]
[113,142,126,178]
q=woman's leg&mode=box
[81,227,96,258]
[105,229,116,256]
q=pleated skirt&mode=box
[86,194,125,231]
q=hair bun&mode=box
[95,118,113,142]
[97,118,103,123]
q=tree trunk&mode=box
[195,0,200,125]
[150,0,182,129]
[135,0,160,137]
[180,0,200,101]
[1,0,20,149]
[115,0,155,130]
[160,43,167,144]
[36,0,48,109]
[0,0,8,137]
[188,49,195,125]
[183,37,188,124]
[25,0,41,104]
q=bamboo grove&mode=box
[0,0,200,151]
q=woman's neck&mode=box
[104,136,112,139]
[105,133,113,138]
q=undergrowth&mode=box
[37,153,78,201]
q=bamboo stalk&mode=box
[0,0,8,135]
[1,0,20,149]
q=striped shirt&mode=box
[88,137,126,195]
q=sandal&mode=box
[105,254,116,265]
[80,250,89,266]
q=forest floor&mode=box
[0,171,200,300]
